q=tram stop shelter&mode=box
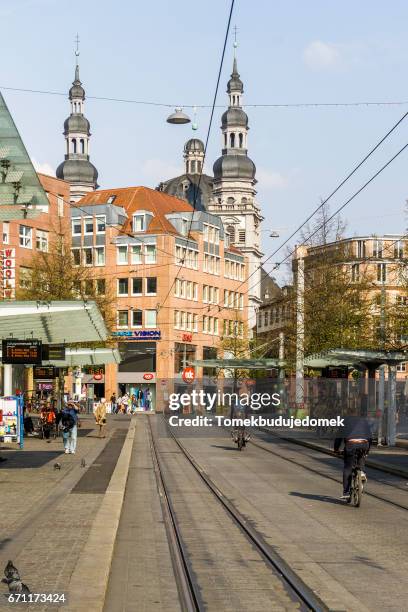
[0,300,118,396]
[305,348,407,446]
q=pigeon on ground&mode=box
[2,560,30,594]
[54,462,61,470]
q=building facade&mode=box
[72,186,249,408]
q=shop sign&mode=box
[2,248,16,300]
[2,339,42,365]
[182,367,195,384]
[93,373,103,381]
[182,333,192,342]
[38,383,53,391]
[143,373,154,381]
[112,330,161,340]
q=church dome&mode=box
[69,82,85,100]
[184,138,204,153]
[221,107,248,129]
[213,154,256,181]
[56,158,98,185]
[63,114,90,135]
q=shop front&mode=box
[117,341,157,411]
[80,366,105,400]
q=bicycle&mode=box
[348,448,366,508]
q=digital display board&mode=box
[33,366,55,380]
[42,344,66,361]
[2,339,42,365]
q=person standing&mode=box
[94,398,107,438]
[110,392,117,414]
[58,402,79,454]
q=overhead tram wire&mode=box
[2,85,408,109]
[159,0,235,310]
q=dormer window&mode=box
[107,195,116,204]
[181,218,189,236]
[133,214,145,232]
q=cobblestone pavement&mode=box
[0,415,130,612]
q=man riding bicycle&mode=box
[334,408,372,501]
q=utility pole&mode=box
[295,246,306,410]
[377,281,386,445]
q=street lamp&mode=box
[166,108,191,125]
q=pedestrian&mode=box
[57,401,79,454]
[121,392,130,414]
[110,392,117,414]
[94,398,107,438]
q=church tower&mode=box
[208,51,264,328]
[56,44,98,202]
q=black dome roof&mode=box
[184,138,204,152]
[213,154,255,180]
[63,114,90,135]
[56,158,98,185]
[221,107,248,129]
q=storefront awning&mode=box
[0,301,108,343]
[42,348,121,367]
[191,358,283,369]
[305,348,407,369]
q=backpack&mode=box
[61,411,75,432]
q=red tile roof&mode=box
[77,186,194,235]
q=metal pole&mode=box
[377,365,385,445]
[387,364,397,446]
[3,364,12,396]
[295,247,305,410]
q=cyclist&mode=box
[334,408,372,501]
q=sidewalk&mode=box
[0,414,131,611]
[261,428,408,478]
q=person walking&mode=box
[58,401,79,454]
[110,392,117,414]
[94,398,107,438]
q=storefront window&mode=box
[174,343,197,373]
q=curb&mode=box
[261,430,408,480]
[66,421,136,612]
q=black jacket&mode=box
[334,416,372,452]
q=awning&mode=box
[43,348,121,367]
[305,348,407,369]
[0,301,108,343]
[191,359,283,369]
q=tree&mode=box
[17,225,115,336]
[300,200,347,246]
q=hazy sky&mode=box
[1,0,408,281]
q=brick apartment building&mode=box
[72,186,249,409]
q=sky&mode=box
[1,0,408,283]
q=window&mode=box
[239,133,243,148]
[132,309,143,327]
[84,218,94,235]
[96,216,106,234]
[117,310,129,327]
[396,295,408,306]
[72,249,80,266]
[36,229,48,252]
[84,279,94,296]
[95,246,105,266]
[72,218,81,236]
[117,245,128,264]
[146,277,157,294]
[19,267,31,289]
[145,309,157,328]
[2,222,9,244]
[132,277,142,295]
[131,245,142,264]
[230,133,235,148]
[193,283,198,301]
[181,218,189,236]
[394,241,404,259]
[226,226,235,244]
[118,278,129,296]
[174,310,180,329]
[57,196,64,217]
[83,248,93,266]
[238,230,246,243]
[397,363,407,372]
[96,278,106,295]
[19,225,32,248]
[145,244,156,263]
[351,263,360,282]
[377,263,387,282]
[373,240,383,258]
[133,214,145,232]
[107,195,116,204]
[80,138,85,154]
[357,240,366,258]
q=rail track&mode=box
[147,416,329,612]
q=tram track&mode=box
[148,416,329,612]
[249,428,408,512]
